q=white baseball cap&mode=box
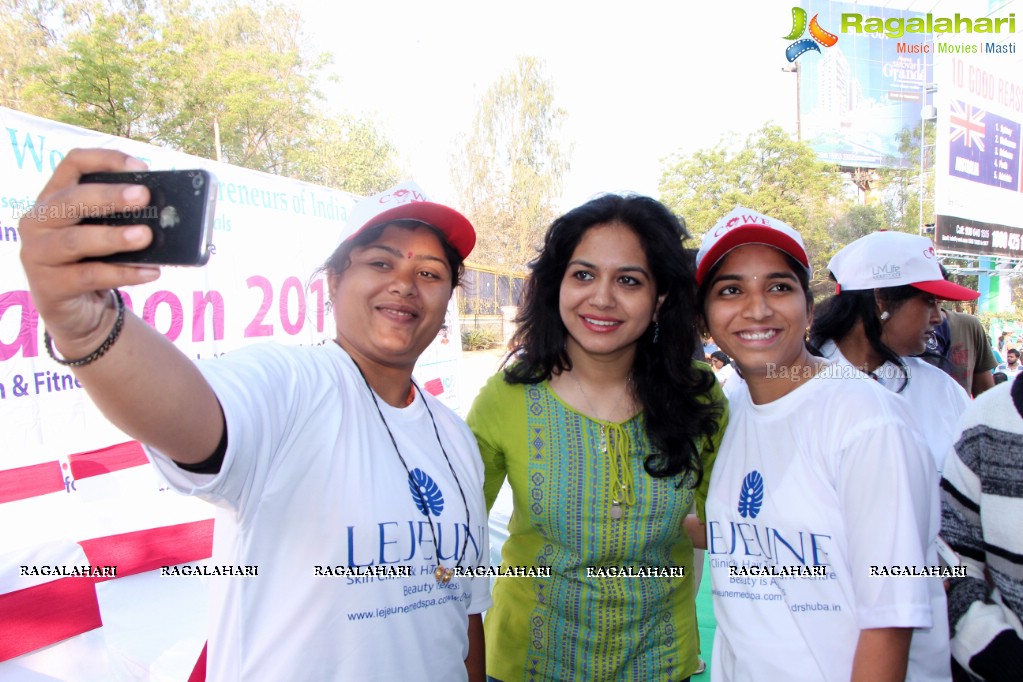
[828,232,978,301]
[695,207,810,284]
[339,182,476,259]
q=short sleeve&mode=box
[146,344,335,521]
[466,371,513,511]
[972,319,997,373]
[835,411,936,629]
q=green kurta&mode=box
[467,368,726,681]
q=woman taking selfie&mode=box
[18,150,490,681]
[693,208,950,681]
[467,194,726,681]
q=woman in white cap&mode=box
[691,208,950,681]
[468,194,726,681]
[810,231,973,472]
[17,149,490,681]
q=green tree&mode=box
[0,0,61,109]
[8,0,400,191]
[289,115,401,196]
[659,124,844,290]
[452,56,569,270]
[831,203,887,245]
[160,0,321,173]
[875,121,936,234]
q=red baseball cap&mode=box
[339,182,476,259]
[695,207,810,284]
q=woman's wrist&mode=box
[44,290,126,367]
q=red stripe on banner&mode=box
[0,461,65,503]
[188,642,207,682]
[0,577,103,662]
[79,519,215,581]
[68,441,149,480]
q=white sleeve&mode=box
[835,413,937,630]
[146,344,330,520]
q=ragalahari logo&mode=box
[784,7,838,62]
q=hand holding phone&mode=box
[80,169,218,266]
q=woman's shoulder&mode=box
[787,362,900,413]
[469,368,529,410]
[199,340,341,377]
[466,369,531,437]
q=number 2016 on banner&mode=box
[244,276,326,338]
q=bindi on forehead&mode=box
[407,251,414,259]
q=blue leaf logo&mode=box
[737,470,764,519]
[408,468,445,517]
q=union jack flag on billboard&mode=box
[950,100,986,152]
[948,99,1020,191]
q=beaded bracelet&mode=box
[44,290,126,368]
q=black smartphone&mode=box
[80,169,217,266]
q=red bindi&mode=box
[406,251,413,259]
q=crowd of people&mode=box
[16,150,1021,681]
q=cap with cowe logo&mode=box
[695,207,810,284]
[828,231,978,301]
[338,181,476,259]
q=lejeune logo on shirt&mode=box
[708,470,833,569]
[344,467,485,570]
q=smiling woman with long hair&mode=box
[467,193,726,681]
[692,208,951,682]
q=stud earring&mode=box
[880,311,890,322]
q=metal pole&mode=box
[795,62,802,143]
[919,114,925,235]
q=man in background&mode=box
[945,308,997,397]
[1003,349,1021,379]
[920,265,996,397]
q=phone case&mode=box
[80,169,218,266]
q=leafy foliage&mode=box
[874,121,936,234]
[659,124,846,291]
[461,327,499,351]
[452,56,569,271]
[5,0,400,193]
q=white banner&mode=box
[0,107,463,680]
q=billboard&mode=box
[797,1,931,168]
[933,35,1023,257]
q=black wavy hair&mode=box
[504,194,723,483]
[809,280,922,392]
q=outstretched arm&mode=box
[19,148,223,464]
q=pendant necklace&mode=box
[352,359,470,583]
[569,370,636,520]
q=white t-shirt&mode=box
[819,341,970,472]
[148,342,492,682]
[706,364,950,682]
